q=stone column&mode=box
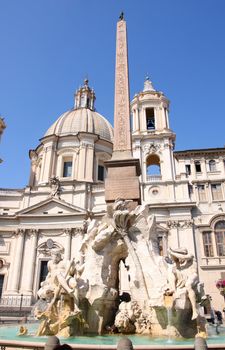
[72,149,79,179]
[28,150,38,187]
[8,229,25,293]
[24,229,39,294]
[85,144,94,182]
[78,142,86,180]
[42,143,55,182]
[39,147,47,182]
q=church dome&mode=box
[44,108,113,142]
[44,79,113,142]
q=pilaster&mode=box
[23,229,39,294]
[7,229,25,293]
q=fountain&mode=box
[29,199,206,340]
[0,201,222,348]
[0,13,219,350]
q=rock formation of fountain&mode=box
[34,199,206,338]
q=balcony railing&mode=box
[146,175,162,182]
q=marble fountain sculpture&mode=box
[33,199,206,339]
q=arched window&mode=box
[146,154,161,176]
[209,160,216,172]
[214,221,225,256]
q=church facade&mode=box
[1,53,225,313]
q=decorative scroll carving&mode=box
[167,220,193,229]
[142,143,161,155]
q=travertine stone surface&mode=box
[34,200,203,338]
[105,17,141,203]
[113,18,132,159]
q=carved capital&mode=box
[63,228,73,235]
[27,228,39,237]
[167,220,180,229]
[15,228,26,236]
[72,227,84,236]
[180,220,193,229]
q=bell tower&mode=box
[132,76,172,135]
[131,77,176,196]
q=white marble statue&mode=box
[35,250,87,336]
[35,200,203,338]
[165,247,199,320]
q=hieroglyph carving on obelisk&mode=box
[113,18,132,159]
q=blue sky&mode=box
[0,0,225,188]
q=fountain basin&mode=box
[1,323,225,349]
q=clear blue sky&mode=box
[0,0,225,188]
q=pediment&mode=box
[16,198,87,216]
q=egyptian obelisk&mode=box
[105,14,141,204]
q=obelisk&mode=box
[105,14,141,204]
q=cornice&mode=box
[147,201,196,209]
[174,148,225,158]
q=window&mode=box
[146,154,161,175]
[63,161,72,177]
[146,108,155,130]
[195,161,201,173]
[209,160,216,172]
[211,183,223,201]
[185,164,191,175]
[0,275,4,298]
[215,221,225,256]
[188,184,193,198]
[202,232,214,257]
[98,165,105,181]
[39,261,48,289]
[197,184,206,202]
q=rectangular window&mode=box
[198,184,206,202]
[0,275,4,298]
[195,161,201,173]
[215,232,225,256]
[98,165,104,181]
[39,261,48,289]
[188,184,193,198]
[146,108,155,130]
[202,232,214,257]
[185,164,191,175]
[211,183,223,201]
[209,160,216,172]
[63,161,72,177]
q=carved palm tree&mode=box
[113,204,149,300]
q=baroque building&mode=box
[0,55,225,313]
